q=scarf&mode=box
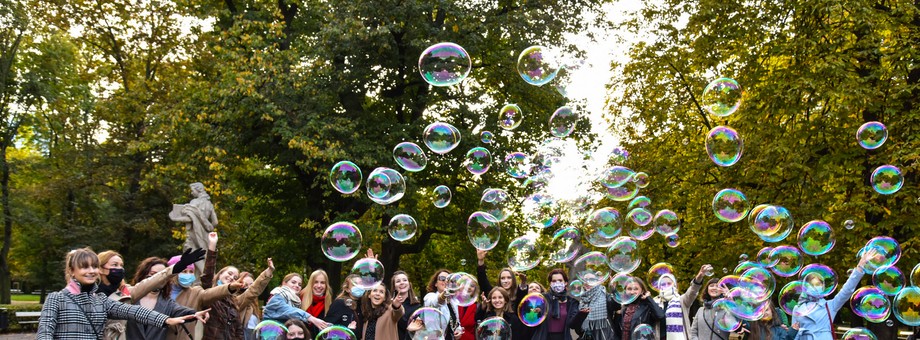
[582,284,609,331]
[665,299,685,340]
[622,304,638,340]
[270,286,302,306]
[549,290,567,319]
[307,295,326,318]
[364,314,378,340]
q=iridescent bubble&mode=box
[780,281,816,316]
[480,188,512,222]
[871,165,904,195]
[842,328,878,340]
[600,166,635,188]
[366,168,392,199]
[739,254,749,261]
[741,267,776,301]
[912,263,920,287]
[422,122,461,155]
[860,236,902,272]
[388,214,417,242]
[752,205,795,242]
[769,246,804,277]
[254,320,287,339]
[504,152,532,178]
[857,121,888,150]
[873,265,905,296]
[756,247,776,267]
[465,147,492,175]
[447,272,480,307]
[606,181,639,202]
[886,320,894,327]
[706,126,744,167]
[712,188,751,223]
[712,299,742,331]
[797,220,836,256]
[522,193,559,228]
[507,235,542,272]
[549,106,577,137]
[800,264,838,298]
[476,317,512,340]
[632,324,656,340]
[517,293,548,327]
[498,104,523,130]
[852,286,891,323]
[573,252,611,287]
[568,280,587,298]
[607,236,641,274]
[628,196,651,210]
[432,185,451,208]
[666,234,680,248]
[610,274,639,304]
[330,161,363,194]
[653,209,680,236]
[366,167,406,205]
[626,209,655,241]
[350,258,385,289]
[548,227,580,264]
[584,208,622,247]
[610,147,629,164]
[517,46,561,86]
[893,286,920,326]
[844,220,856,230]
[480,131,494,144]
[321,222,363,262]
[315,325,356,340]
[418,42,471,87]
[408,307,448,339]
[723,287,769,321]
[467,211,501,251]
[733,261,758,275]
[701,77,743,117]
[393,142,428,172]
[633,172,650,188]
[647,263,675,293]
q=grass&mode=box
[10,294,40,302]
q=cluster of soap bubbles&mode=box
[853,120,904,195]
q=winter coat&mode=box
[125,295,196,339]
[38,282,170,340]
[792,268,865,340]
[654,279,703,340]
[611,297,667,340]
[689,304,731,340]
[359,304,405,340]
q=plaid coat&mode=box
[38,283,170,340]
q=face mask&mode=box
[178,273,196,287]
[289,337,305,340]
[106,268,125,286]
[216,280,224,286]
[550,282,566,293]
[350,287,365,298]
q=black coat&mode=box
[531,293,581,340]
[475,309,532,340]
[324,298,359,334]
[610,297,666,340]
[396,300,422,340]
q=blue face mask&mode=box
[350,287,365,298]
[216,280,224,286]
[178,273,196,287]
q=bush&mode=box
[0,304,43,333]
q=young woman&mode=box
[391,270,423,340]
[740,300,796,340]
[653,264,711,340]
[284,319,311,340]
[359,282,406,339]
[125,257,199,340]
[166,248,237,340]
[264,273,332,330]
[574,275,614,340]
[533,268,581,340]
[300,270,332,335]
[528,282,546,294]
[689,278,730,340]
[790,249,877,340]
[325,273,364,331]
[97,250,132,340]
[611,277,666,340]
[477,250,527,307]
[475,287,527,340]
[37,248,206,340]
[423,269,462,340]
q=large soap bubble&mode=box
[330,161,363,194]
[467,211,501,251]
[606,236,641,274]
[701,77,743,117]
[517,293,548,327]
[712,188,750,223]
[393,142,428,172]
[423,122,461,155]
[517,46,560,86]
[584,207,622,247]
[507,235,542,272]
[797,220,835,256]
[573,252,610,287]
[476,317,512,340]
[893,286,920,326]
[706,126,744,167]
[418,42,471,87]
[321,222,363,262]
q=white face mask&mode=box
[550,282,566,293]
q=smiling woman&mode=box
[359,282,405,340]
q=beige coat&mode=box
[103,264,178,340]
[166,280,232,340]
[360,304,405,340]
[236,267,273,326]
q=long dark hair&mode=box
[132,257,171,299]
[748,300,777,339]
[701,277,722,303]
[360,283,390,321]
[390,270,420,305]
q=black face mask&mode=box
[106,268,125,287]
[288,337,305,340]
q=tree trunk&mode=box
[0,145,12,304]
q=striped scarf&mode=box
[665,299,685,340]
[581,285,608,331]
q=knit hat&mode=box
[168,255,195,271]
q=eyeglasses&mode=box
[438,276,448,281]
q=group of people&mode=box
[38,230,881,340]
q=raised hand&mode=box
[207,232,218,251]
[172,248,206,274]
[697,264,713,280]
[366,248,378,259]
[477,249,488,265]
[267,258,275,272]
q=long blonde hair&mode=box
[301,270,332,314]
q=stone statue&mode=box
[169,182,217,274]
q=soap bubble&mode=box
[751,205,795,242]
[498,104,523,130]
[418,42,471,87]
[475,317,512,340]
[609,274,639,304]
[504,152,532,178]
[350,258,385,289]
[423,122,461,155]
[871,165,904,195]
[607,236,641,274]
[330,161,363,194]
[573,252,611,287]
[517,46,561,86]
[712,188,750,223]
[408,307,448,339]
[769,246,803,277]
[547,227,580,264]
[584,207,622,247]
[873,265,905,296]
[647,263,675,293]
[633,172,650,188]
[567,280,587,298]
[321,222,363,262]
[800,264,838,298]
[856,121,888,150]
[756,247,777,267]
[366,167,405,205]
[388,214,418,242]
[465,147,492,175]
[893,286,920,326]
[606,181,639,202]
[632,324,656,340]
[522,193,559,228]
[254,320,287,339]
[446,272,479,307]
[467,211,501,251]
[780,281,816,316]
[797,220,836,256]
[844,220,856,230]
[628,196,651,210]
[712,299,742,331]
[627,208,653,227]
[432,185,451,208]
[701,77,743,117]
[600,166,635,188]
[666,234,680,248]
[507,235,542,272]
[653,209,680,236]
[517,293,548,327]
[852,286,891,323]
[480,131,494,144]
[480,188,512,222]
[706,126,744,167]
[393,142,428,172]
[842,328,878,340]
[549,106,577,137]
[626,209,655,240]
[859,236,901,272]
[912,263,920,286]
[315,325,356,340]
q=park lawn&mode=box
[10,294,40,303]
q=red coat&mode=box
[458,304,477,340]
